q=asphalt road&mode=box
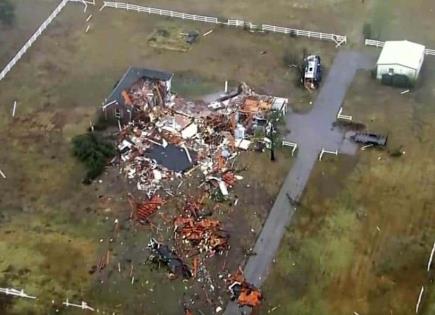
[224,51,374,315]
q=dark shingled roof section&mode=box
[106,66,173,106]
[145,144,196,173]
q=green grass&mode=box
[262,61,435,314]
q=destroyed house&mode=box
[102,67,174,124]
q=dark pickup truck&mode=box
[351,132,388,147]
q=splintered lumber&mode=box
[128,194,164,222]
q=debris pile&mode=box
[174,215,229,255]
[148,238,192,279]
[100,72,286,311]
[227,268,263,308]
[113,80,288,199]
[128,193,164,223]
[123,78,167,110]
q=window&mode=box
[115,108,121,119]
[388,68,394,75]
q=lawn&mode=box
[261,58,435,315]
[1,0,434,313]
[0,2,300,314]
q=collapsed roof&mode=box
[106,67,174,107]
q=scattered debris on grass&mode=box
[227,267,263,307]
[91,68,285,310]
[148,238,192,279]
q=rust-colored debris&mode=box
[174,216,229,254]
[184,308,193,315]
[128,194,164,222]
[227,267,263,308]
[121,90,133,106]
[105,76,288,306]
[222,171,236,186]
[192,256,200,278]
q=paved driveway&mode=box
[224,51,374,315]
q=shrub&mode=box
[0,0,15,26]
[72,133,115,183]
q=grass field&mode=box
[1,0,435,314]
[0,2,300,314]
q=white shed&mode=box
[376,40,425,82]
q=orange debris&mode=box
[174,215,229,253]
[228,267,263,308]
[192,256,200,278]
[222,171,236,186]
[128,194,164,222]
[121,90,133,106]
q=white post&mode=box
[319,148,338,161]
[427,241,435,272]
[0,169,6,179]
[416,286,424,314]
[202,29,213,37]
[118,119,122,131]
[12,101,17,117]
[224,81,228,94]
[337,107,352,121]
[282,141,298,156]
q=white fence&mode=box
[365,39,435,56]
[364,39,385,48]
[101,1,347,46]
[101,1,219,24]
[0,0,70,82]
[226,19,245,27]
[262,24,347,46]
[0,0,347,83]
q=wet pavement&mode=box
[224,50,375,315]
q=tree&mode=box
[0,0,15,26]
[72,133,115,183]
[266,110,285,161]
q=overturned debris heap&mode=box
[227,268,263,308]
[148,238,192,279]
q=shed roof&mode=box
[377,40,425,70]
[105,67,173,106]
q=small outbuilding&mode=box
[376,40,425,84]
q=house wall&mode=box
[376,64,418,80]
[416,55,425,78]
[102,103,132,125]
